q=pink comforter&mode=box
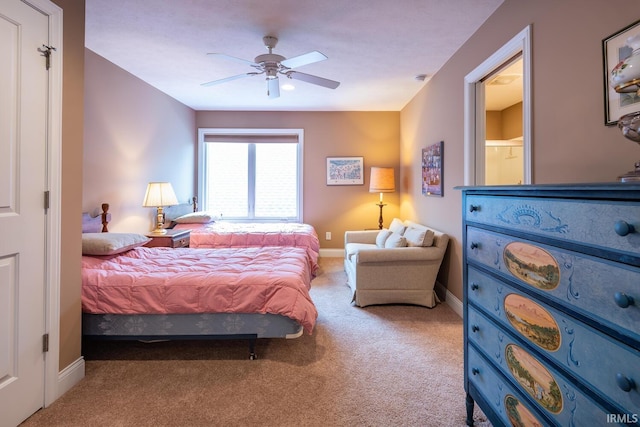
[174,222,320,275]
[82,246,317,334]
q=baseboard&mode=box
[53,356,85,404]
[445,290,463,318]
[435,281,463,318]
[319,248,344,258]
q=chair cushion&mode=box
[384,232,407,248]
[345,242,376,261]
[389,218,406,235]
[375,229,393,248]
[404,226,435,247]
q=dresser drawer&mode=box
[467,312,622,426]
[467,346,550,427]
[467,293,640,416]
[466,226,640,344]
[465,195,640,261]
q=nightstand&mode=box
[145,229,190,248]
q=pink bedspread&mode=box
[174,222,320,275]
[82,246,317,334]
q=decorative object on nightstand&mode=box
[369,167,395,230]
[145,228,190,248]
[142,182,179,235]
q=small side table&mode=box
[145,229,190,248]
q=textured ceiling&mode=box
[85,0,504,111]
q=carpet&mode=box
[21,257,490,427]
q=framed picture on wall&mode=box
[422,141,443,196]
[603,19,640,125]
[326,156,364,185]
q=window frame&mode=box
[197,128,304,222]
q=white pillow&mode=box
[404,227,435,247]
[376,229,393,248]
[389,218,406,235]
[82,233,151,256]
[384,232,407,248]
[174,212,214,224]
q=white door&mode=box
[0,1,49,426]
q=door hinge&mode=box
[43,333,49,353]
[44,190,50,210]
[38,44,56,70]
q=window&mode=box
[198,128,303,222]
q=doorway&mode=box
[484,56,523,185]
[464,26,532,186]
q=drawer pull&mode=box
[471,368,479,376]
[616,373,636,392]
[471,325,479,333]
[614,220,636,236]
[614,292,635,308]
[470,283,479,291]
[470,242,479,250]
[469,205,480,212]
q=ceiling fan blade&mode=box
[207,53,260,68]
[267,78,280,99]
[280,51,327,69]
[287,71,340,89]
[201,72,257,87]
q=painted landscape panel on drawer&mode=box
[466,316,626,426]
[467,299,640,416]
[467,345,552,426]
[466,227,640,344]
[465,195,640,263]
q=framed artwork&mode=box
[422,141,443,196]
[603,19,640,125]
[326,156,364,185]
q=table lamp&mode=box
[142,182,178,234]
[369,167,395,229]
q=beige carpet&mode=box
[21,257,490,427]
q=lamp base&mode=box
[149,228,168,235]
[376,202,387,230]
[617,161,640,182]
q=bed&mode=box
[164,199,321,276]
[81,208,318,359]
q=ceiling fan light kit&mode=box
[201,36,340,99]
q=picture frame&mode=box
[326,156,364,185]
[422,141,443,196]
[603,19,640,126]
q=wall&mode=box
[51,0,84,371]
[196,111,401,249]
[83,49,196,232]
[400,0,640,302]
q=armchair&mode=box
[343,220,449,308]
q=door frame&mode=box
[463,25,532,185]
[24,0,63,407]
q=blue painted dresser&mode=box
[460,184,640,426]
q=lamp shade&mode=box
[142,182,178,207]
[369,167,395,193]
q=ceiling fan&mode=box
[201,36,340,99]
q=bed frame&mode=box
[81,204,306,359]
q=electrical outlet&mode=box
[325,231,332,240]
